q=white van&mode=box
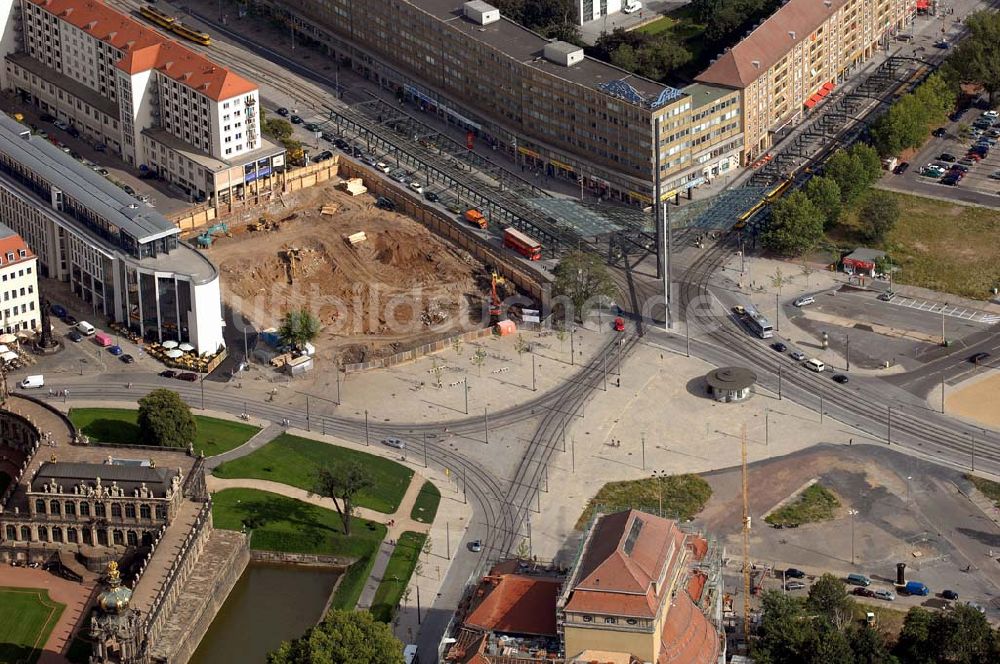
[805,358,825,373]
[403,645,418,664]
[19,375,44,389]
[76,321,96,336]
[622,1,643,13]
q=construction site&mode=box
[199,179,495,366]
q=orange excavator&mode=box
[489,271,505,325]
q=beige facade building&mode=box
[262,0,743,204]
[0,222,38,334]
[697,0,916,163]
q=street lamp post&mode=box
[906,476,912,505]
[848,508,859,566]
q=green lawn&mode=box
[409,481,440,524]
[576,473,712,529]
[213,434,414,514]
[0,587,65,664]
[966,474,1000,508]
[636,15,678,36]
[848,192,1000,298]
[68,408,260,457]
[369,531,427,623]
[211,488,386,610]
[765,484,841,527]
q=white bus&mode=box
[743,304,773,339]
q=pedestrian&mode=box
[616,377,621,388]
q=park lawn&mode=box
[966,474,1000,508]
[369,531,427,623]
[575,474,711,529]
[636,15,678,37]
[765,483,841,527]
[0,587,65,664]
[410,481,441,524]
[213,434,413,514]
[211,488,386,610]
[846,192,1000,298]
[68,408,259,457]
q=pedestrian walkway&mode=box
[204,423,284,470]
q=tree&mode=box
[801,619,853,664]
[858,191,900,244]
[825,149,868,205]
[762,191,824,256]
[311,463,373,536]
[263,117,294,141]
[552,250,617,322]
[279,307,320,349]
[137,389,197,449]
[804,176,842,229]
[849,625,896,664]
[850,143,884,184]
[947,10,1000,105]
[610,43,640,72]
[929,603,1000,664]
[753,590,810,664]
[471,346,487,377]
[267,608,404,664]
[895,607,934,664]
[806,573,854,625]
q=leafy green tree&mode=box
[850,143,884,184]
[895,607,935,664]
[849,624,897,664]
[871,95,927,157]
[263,117,294,140]
[267,609,404,664]
[930,603,1000,664]
[825,149,868,205]
[311,463,373,536]
[802,619,853,664]
[804,176,842,229]
[914,72,957,124]
[947,10,1000,105]
[279,307,320,349]
[552,250,617,322]
[762,191,824,256]
[806,573,854,622]
[858,191,900,244]
[610,44,640,72]
[753,590,809,664]
[137,389,197,449]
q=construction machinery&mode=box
[488,270,506,326]
[280,247,303,285]
[196,222,229,247]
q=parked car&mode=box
[40,113,56,123]
[381,437,406,449]
[941,175,959,186]
[939,153,956,162]
[893,162,909,175]
[409,181,424,194]
[942,589,959,600]
[984,110,999,119]
[832,374,849,384]
[51,304,67,318]
[934,41,949,49]
[786,581,806,591]
[793,295,815,307]
[120,354,135,364]
[468,540,483,553]
[877,290,896,301]
[304,122,321,133]
[424,191,440,203]
[375,161,391,174]
[958,158,976,167]
[177,372,198,382]
[951,163,970,173]
[969,352,991,364]
[333,138,350,150]
[790,351,806,362]
[375,196,396,211]
[771,342,787,353]
[53,120,68,131]
[68,330,82,342]
[874,589,895,601]
[159,370,177,378]
[108,345,123,356]
[289,115,303,124]
[903,581,929,596]
[313,150,334,162]
[785,568,806,579]
[63,315,78,326]
[853,587,876,597]
[966,602,986,614]
[932,127,947,137]
[276,107,289,116]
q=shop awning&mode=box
[804,97,818,109]
[916,0,929,9]
[823,81,836,91]
[816,88,830,98]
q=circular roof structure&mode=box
[705,366,757,392]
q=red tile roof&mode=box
[0,232,35,266]
[658,590,720,664]
[26,0,256,101]
[696,0,849,89]
[465,574,562,637]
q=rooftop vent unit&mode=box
[463,1,500,26]
[544,41,584,67]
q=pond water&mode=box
[189,563,340,664]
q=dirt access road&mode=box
[207,182,489,365]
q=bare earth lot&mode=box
[207,182,488,365]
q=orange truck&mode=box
[464,209,487,229]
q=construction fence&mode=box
[343,326,495,373]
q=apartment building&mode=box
[1,0,284,204]
[0,223,39,334]
[263,0,743,205]
[576,1,635,24]
[0,112,225,353]
[697,0,915,163]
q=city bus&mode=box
[139,6,176,29]
[743,303,773,338]
[170,22,212,46]
[502,227,542,261]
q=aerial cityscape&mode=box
[0,0,999,662]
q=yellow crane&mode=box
[742,423,751,646]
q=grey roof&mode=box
[31,461,176,496]
[682,82,738,110]
[0,222,16,240]
[845,248,886,262]
[413,0,674,102]
[0,113,178,245]
[706,366,757,390]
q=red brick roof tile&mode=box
[465,574,561,637]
